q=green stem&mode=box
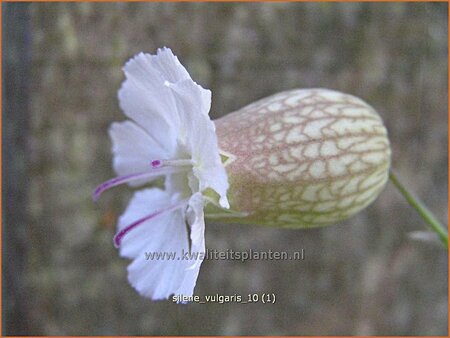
[389,170,448,248]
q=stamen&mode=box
[151,158,194,168]
[113,199,189,248]
[92,166,184,201]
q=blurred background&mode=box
[3,2,448,335]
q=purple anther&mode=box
[151,160,162,168]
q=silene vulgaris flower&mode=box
[94,47,229,300]
[94,47,391,301]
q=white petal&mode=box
[150,47,191,84]
[175,192,205,296]
[168,80,229,207]
[187,193,205,261]
[118,188,203,299]
[117,188,173,258]
[118,53,181,152]
[109,121,169,185]
[194,165,229,209]
[168,79,211,122]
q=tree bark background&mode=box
[4,2,448,335]
[3,2,32,335]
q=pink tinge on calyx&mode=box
[113,199,189,248]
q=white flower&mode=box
[93,48,229,300]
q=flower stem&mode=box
[389,170,448,248]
